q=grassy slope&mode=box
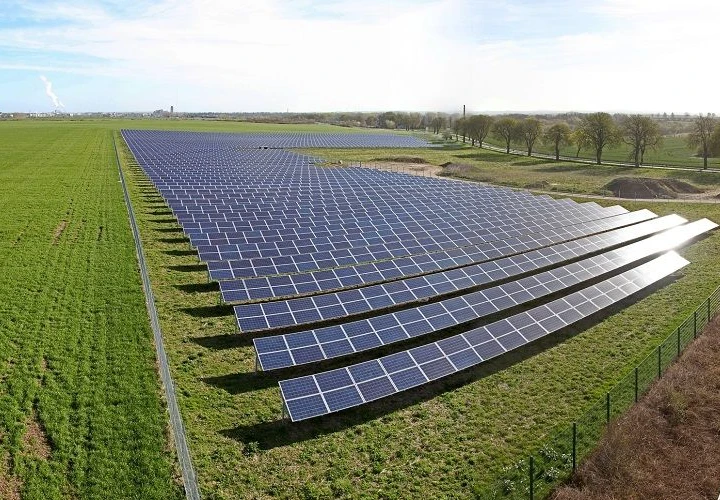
[114,123,720,498]
[304,143,720,195]
[0,122,181,498]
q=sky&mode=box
[0,0,718,113]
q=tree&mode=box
[543,123,572,160]
[430,114,446,134]
[493,117,520,153]
[519,118,542,156]
[687,114,717,169]
[465,114,494,147]
[578,112,621,164]
[570,129,589,157]
[620,115,662,167]
[710,123,720,158]
[453,117,466,142]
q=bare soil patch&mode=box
[23,409,51,461]
[52,220,68,245]
[0,454,21,500]
[553,316,720,500]
[604,177,703,199]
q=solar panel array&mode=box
[122,129,717,423]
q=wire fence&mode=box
[477,285,720,499]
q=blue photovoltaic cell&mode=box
[255,219,716,370]
[239,213,684,333]
[279,252,690,421]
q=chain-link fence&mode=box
[478,285,720,499]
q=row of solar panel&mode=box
[184,202,598,246]
[253,219,714,370]
[123,129,431,148]
[233,213,681,330]
[278,252,689,421]
[197,205,619,263]
[221,210,656,307]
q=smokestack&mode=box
[463,105,465,118]
[170,105,174,114]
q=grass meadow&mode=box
[3,118,720,498]
[0,121,181,498]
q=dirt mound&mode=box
[604,177,703,199]
[440,162,474,175]
[374,156,427,163]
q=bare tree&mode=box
[710,123,720,158]
[453,117,466,142]
[570,129,589,157]
[519,118,542,156]
[578,112,621,164]
[543,123,572,160]
[465,115,494,147]
[430,115,446,134]
[620,115,662,167]
[687,114,718,169]
[493,117,520,153]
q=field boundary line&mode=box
[113,133,201,500]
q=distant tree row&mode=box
[451,112,720,168]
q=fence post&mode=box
[677,327,681,357]
[529,456,534,500]
[657,345,662,378]
[694,310,697,338]
[708,297,711,324]
[634,367,638,403]
[606,393,610,424]
[572,422,577,473]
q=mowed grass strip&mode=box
[0,122,181,499]
[117,125,720,498]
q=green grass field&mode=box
[481,133,719,169]
[4,118,720,499]
[304,143,720,196]
[0,121,181,498]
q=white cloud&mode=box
[1,0,719,112]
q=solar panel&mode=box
[255,218,715,370]
[278,252,689,421]
[236,213,685,332]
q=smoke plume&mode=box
[40,75,65,108]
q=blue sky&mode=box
[1,0,718,113]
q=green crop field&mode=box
[0,121,181,498]
[4,118,720,499]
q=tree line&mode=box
[452,112,720,169]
